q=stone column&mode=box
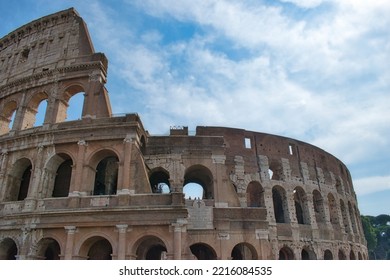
[70,140,88,195]
[64,226,77,260]
[172,219,187,260]
[0,152,8,201]
[116,224,128,260]
[120,137,132,193]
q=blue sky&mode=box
[1,0,389,216]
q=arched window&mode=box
[327,193,339,225]
[269,160,283,180]
[66,92,84,121]
[272,186,289,223]
[6,158,33,201]
[294,187,310,225]
[278,246,294,260]
[338,249,346,260]
[324,249,333,260]
[22,92,48,129]
[190,243,217,260]
[231,243,257,260]
[313,190,325,223]
[149,168,170,194]
[135,236,167,260]
[301,247,317,260]
[34,99,47,127]
[246,181,264,207]
[93,156,119,195]
[36,238,61,260]
[52,158,73,197]
[0,238,18,260]
[0,101,17,134]
[183,165,213,199]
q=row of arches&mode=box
[3,152,119,201]
[271,185,363,236]
[278,245,365,260]
[0,85,85,135]
[0,235,255,260]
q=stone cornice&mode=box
[0,61,107,96]
[0,8,77,50]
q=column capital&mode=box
[64,226,77,233]
[116,224,129,233]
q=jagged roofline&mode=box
[0,7,95,53]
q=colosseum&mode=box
[0,8,367,260]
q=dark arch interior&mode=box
[88,239,112,260]
[190,244,216,260]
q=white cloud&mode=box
[354,176,390,196]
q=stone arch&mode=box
[44,153,74,198]
[184,165,214,199]
[24,91,49,129]
[190,243,217,260]
[293,186,310,225]
[278,246,294,260]
[268,159,284,180]
[350,249,356,260]
[0,237,18,260]
[358,251,363,260]
[231,242,258,260]
[327,193,339,225]
[338,249,347,260]
[78,235,113,260]
[324,249,333,260]
[149,167,170,194]
[35,237,61,260]
[301,246,317,260]
[58,84,86,123]
[313,190,326,223]
[134,235,168,260]
[272,186,289,223]
[0,100,18,134]
[88,149,120,196]
[6,158,33,201]
[335,178,344,195]
[246,181,264,207]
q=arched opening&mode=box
[313,190,325,223]
[301,247,317,260]
[184,165,213,199]
[87,238,112,260]
[190,243,217,260]
[93,156,119,195]
[324,249,333,260]
[135,236,167,260]
[272,186,289,223]
[335,178,343,195]
[231,243,257,260]
[149,168,170,194]
[34,99,48,127]
[338,249,346,260]
[350,250,356,260]
[0,101,17,134]
[327,193,339,225]
[36,238,61,260]
[56,85,86,123]
[6,158,33,201]
[246,181,264,207]
[52,158,73,197]
[0,238,18,260]
[358,252,363,260]
[294,187,310,225]
[268,160,283,180]
[278,246,294,260]
[66,92,84,121]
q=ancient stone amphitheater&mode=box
[0,8,367,260]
